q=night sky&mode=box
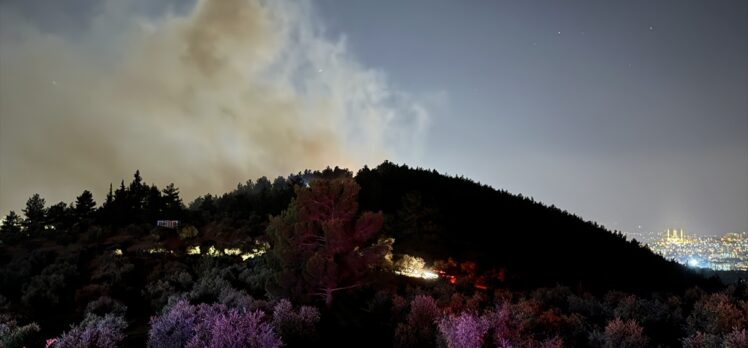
[1,0,746,237]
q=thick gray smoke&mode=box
[0,0,429,212]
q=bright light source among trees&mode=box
[394,255,439,280]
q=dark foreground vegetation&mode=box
[1,162,746,347]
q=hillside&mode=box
[0,162,739,348]
[356,162,713,293]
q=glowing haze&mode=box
[0,0,428,212]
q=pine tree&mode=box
[46,202,71,231]
[266,178,390,307]
[128,170,145,213]
[1,211,23,236]
[105,184,114,207]
[22,194,46,232]
[74,190,96,220]
[162,183,183,219]
[144,184,163,222]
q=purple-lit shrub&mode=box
[589,318,647,348]
[148,299,284,348]
[484,303,520,347]
[394,295,441,347]
[186,309,281,348]
[682,332,721,348]
[437,312,489,348]
[53,313,127,348]
[724,328,748,348]
[687,293,746,336]
[148,300,198,348]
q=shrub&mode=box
[21,260,78,311]
[187,309,281,348]
[589,318,647,348]
[682,332,721,348]
[84,296,127,317]
[687,293,746,335]
[148,300,197,348]
[91,254,134,287]
[437,312,489,348]
[271,299,320,346]
[394,295,441,348]
[484,302,520,347]
[724,328,748,348]
[0,314,40,348]
[53,313,127,348]
[149,299,284,348]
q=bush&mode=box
[84,296,127,317]
[188,309,281,348]
[724,328,748,348]
[437,312,489,348]
[148,300,197,348]
[21,259,78,316]
[687,293,746,336]
[589,318,647,348]
[148,299,284,348]
[0,314,40,348]
[484,303,519,347]
[90,254,134,288]
[271,299,320,346]
[394,295,441,348]
[53,313,127,348]
[682,332,721,348]
[143,261,193,310]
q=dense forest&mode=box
[1,162,746,347]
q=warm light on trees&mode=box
[266,177,390,307]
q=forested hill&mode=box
[1,161,711,297]
[355,162,712,293]
[0,161,727,347]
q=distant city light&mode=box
[641,230,748,271]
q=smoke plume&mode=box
[0,0,429,212]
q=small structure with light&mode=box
[157,220,180,229]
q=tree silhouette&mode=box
[46,202,72,232]
[74,190,96,220]
[266,178,390,307]
[162,183,183,219]
[1,211,23,241]
[22,194,46,233]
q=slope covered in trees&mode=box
[356,162,712,293]
[0,162,741,348]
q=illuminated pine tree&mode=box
[266,178,390,307]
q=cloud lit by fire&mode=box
[0,0,429,212]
